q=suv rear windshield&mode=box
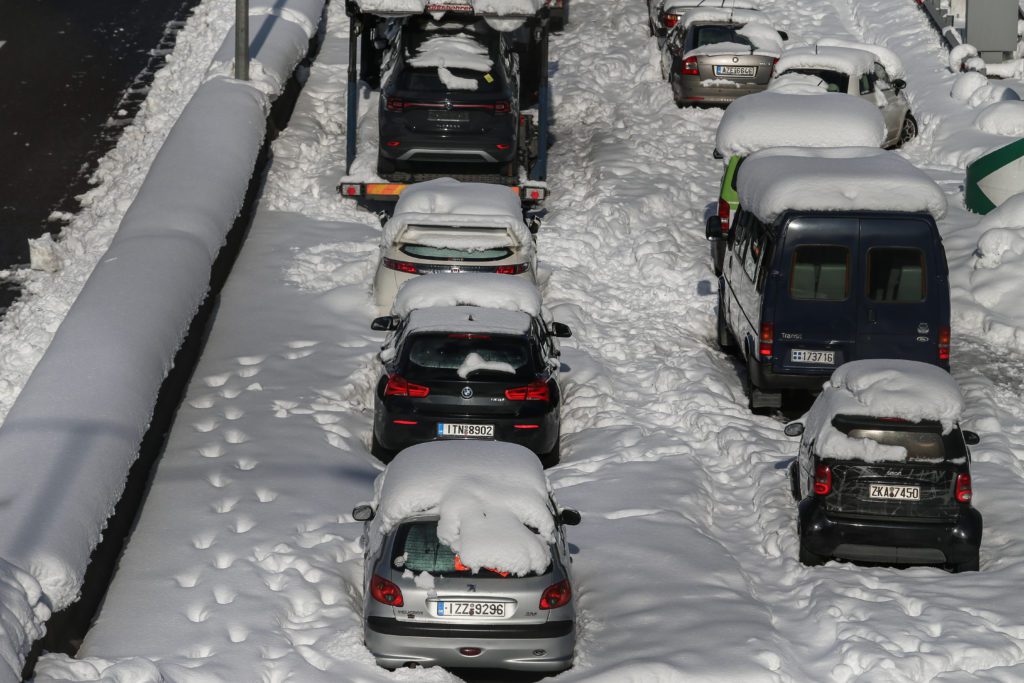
[867,247,926,302]
[396,66,504,94]
[403,333,538,381]
[400,245,513,262]
[392,521,549,577]
[832,416,968,462]
[790,245,849,300]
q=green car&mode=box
[708,152,741,277]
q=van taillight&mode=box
[385,97,404,112]
[384,375,430,398]
[663,13,679,29]
[370,575,404,606]
[758,322,774,357]
[938,326,950,361]
[813,462,832,495]
[682,56,699,76]
[505,380,550,401]
[955,473,972,503]
[717,198,730,233]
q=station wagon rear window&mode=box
[789,245,849,300]
[401,245,513,262]
[392,521,548,577]
[867,247,926,302]
[404,333,536,380]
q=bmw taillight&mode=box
[938,326,950,361]
[370,574,404,606]
[682,56,699,76]
[717,197,730,234]
[383,258,420,274]
[495,263,530,275]
[384,375,430,398]
[385,97,404,112]
[813,462,832,496]
[956,472,972,503]
[663,13,679,29]
[758,322,774,358]
[539,579,571,609]
[505,380,550,401]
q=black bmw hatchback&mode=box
[371,305,570,466]
[377,18,521,179]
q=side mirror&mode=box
[371,315,400,331]
[528,216,542,234]
[559,508,581,526]
[784,422,804,437]
[892,78,906,93]
[712,148,724,160]
[778,30,789,41]
[352,504,376,521]
[550,322,572,338]
[705,215,724,240]
[962,430,980,446]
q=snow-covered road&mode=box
[27,0,1024,680]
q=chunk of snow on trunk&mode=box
[28,234,63,273]
[457,351,516,378]
[438,65,479,90]
[407,34,493,72]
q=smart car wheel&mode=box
[897,113,918,148]
[949,552,980,574]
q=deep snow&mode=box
[9,0,1024,680]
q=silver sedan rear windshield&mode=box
[392,521,549,578]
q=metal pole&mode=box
[530,18,549,181]
[346,17,359,173]
[235,0,249,80]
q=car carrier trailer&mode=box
[337,0,552,206]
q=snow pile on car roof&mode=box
[799,360,964,462]
[716,92,886,157]
[353,0,542,16]
[775,45,877,78]
[681,7,762,28]
[737,147,947,222]
[816,38,904,79]
[373,441,555,575]
[393,272,542,316]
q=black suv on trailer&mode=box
[377,17,521,180]
[370,305,570,466]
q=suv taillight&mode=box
[813,462,832,495]
[717,197,730,234]
[494,100,511,113]
[682,56,699,76]
[663,13,679,29]
[758,322,774,358]
[938,326,950,361]
[385,97,404,112]
[956,472,972,503]
[539,579,571,609]
[505,380,550,401]
[384,374,430,398]
[370,574,404,606]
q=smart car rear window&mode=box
[392,521,549,577]
[403,333,537,380]
[833,417,968,461]
[789,245,849,300]
[867,247,926,302]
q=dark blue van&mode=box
[708,148,950,411]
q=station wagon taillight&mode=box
[938,326,950,361]
[385,375,430,398]
[813,462,832,495]
[717,198,730,234]
[663,13,679,29]
[370,574,404,606]
[383,257,420,274]
[506,380,550,401]
[539,579,571,609]
[682,56,699,76]
[495,263,530,275]
[758,322,774,358]
[955,473,972,503]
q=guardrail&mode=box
[915,0,1019,64]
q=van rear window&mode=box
[790,246,849,300]
[867,248,926,302]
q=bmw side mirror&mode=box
[550,322,572,338]
[712,148,724,160]
[371,316,400,331]
[705,215,723,240]
[778,30,789,41]
[963,430,980,446]
[352,504,376,521]
[892,78,906,93]
[784,422,804,437]
[559,508,581,526]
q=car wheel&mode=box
[377,152,397,178]
[949,552,980,573]
[788,460,801,501]
[371,431,394,464]
[541,436,561,468]
[896,112,918,148]
[716,289,735,352]
[799,541,827,567]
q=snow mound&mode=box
[949,43,979,73]
[800,360,964,463]
[737,22,784,54]
[817,38,904,79]
[952,71,1021,108]
[373,441,555,575]
[737,147,947,223]
[969,194,1024,333]
[405,306,533,335]
[407,34,493,73]
[775,45,877,78]
[393,177,523,219]
[681,8,762,29]
[974,101,1024,136]
[716,91,886,157]
[392,272,542,316]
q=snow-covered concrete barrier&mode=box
[0,0,324,677]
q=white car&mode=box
[773,43,916,148]
[373,178,537,310]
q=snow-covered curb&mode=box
[0,1,324,676]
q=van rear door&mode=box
[855,217,947,366]
[770,217,859,375]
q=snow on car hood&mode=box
[799,360,965,463]
[373,441,555,576]
[737,146,947,223]
[716,91,886,157]
[393,272,542,317]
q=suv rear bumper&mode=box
[798,498,983,565]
